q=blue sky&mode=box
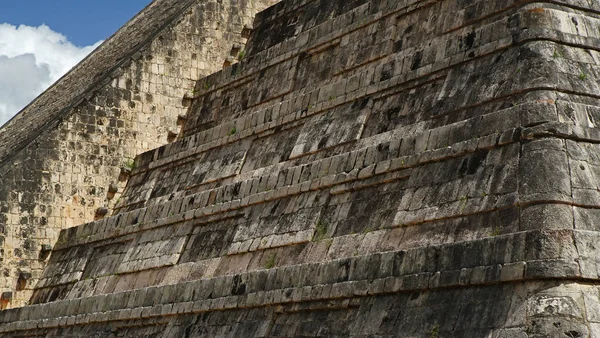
[0,0,151,46]
[0,0,151,125]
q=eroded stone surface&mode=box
[0,0,277,307]
[2,0,600,336]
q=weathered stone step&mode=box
[57,115,600,259]
[75,122,522,249]
[123,6,600,197]
[186,0,600,136]
[4,228,596,331]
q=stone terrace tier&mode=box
[0,0,278,308]
[3,0,600,336]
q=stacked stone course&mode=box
[3,0,600,336]
[0,0,277,307]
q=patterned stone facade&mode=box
[0,0,277,307]
[3,0,600,336]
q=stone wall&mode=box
[3,0,600,336]
[0,0,278,308]
[4,279,600,337]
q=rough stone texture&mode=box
[0,0,278,307]
[3,0,600,336]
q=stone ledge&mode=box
[11,228,598,329]
[64,113,600,253]
[57,124,520,251]
[58,118,600,252]
[131,21,600,185]
[188,0,600,136]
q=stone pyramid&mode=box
[0,0,277,307]
[2,0,600,336]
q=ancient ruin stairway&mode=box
[3,0,600,336]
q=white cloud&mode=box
[0,23,102,126]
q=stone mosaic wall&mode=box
[0,0,277,307]
[3,0,600,336]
